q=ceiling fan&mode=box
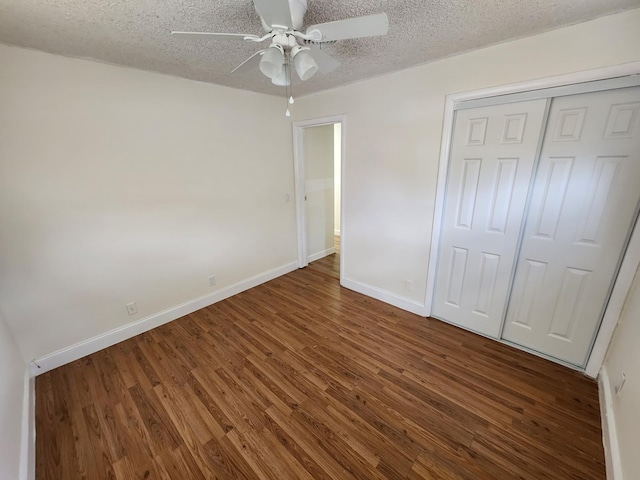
[171,0,389,87]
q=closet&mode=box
[432,83,640,367]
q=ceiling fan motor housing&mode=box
[302,39,337,47]
[271,33,299,52]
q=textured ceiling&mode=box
[0,0,639,97]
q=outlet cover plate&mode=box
[126,302,138,315]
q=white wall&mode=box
[0,44,296,361]
[303,124,335,259]
[293,8,640,308]
[603,266,640,479]
[0,306,27,480]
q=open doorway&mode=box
[292,115,344,280]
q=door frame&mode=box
[292,115,346,277]
[424,61,640,377]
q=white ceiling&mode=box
[0,0,638,97]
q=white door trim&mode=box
[586,219,640,377]
[292,115,346,278]
[425,61,640,377]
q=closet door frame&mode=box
[425,61,640,378]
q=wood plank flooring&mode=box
[36,253,605,479]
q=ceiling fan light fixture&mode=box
[259,44,285,79]
[291,46,318,81]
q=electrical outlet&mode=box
[126,302,138,316]
[615,372,626,396]
[405,280,414,292]
[208,275,216,287]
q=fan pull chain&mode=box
[285,56,293,117]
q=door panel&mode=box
[502,87,640,365]
[432,100,548,336]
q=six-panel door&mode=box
[432,100,547,337]
[502,86,640,366]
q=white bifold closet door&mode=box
[502,87,640,365]
[431,100,548,337]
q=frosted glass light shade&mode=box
[259,46,284,79]
[271,68,290,86]
[293,50,318,81]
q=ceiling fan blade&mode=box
[253,0,293,30]
[308,49,341,74]
[231,50,265,74]
[171,31,259,41]
[306,13,389,42]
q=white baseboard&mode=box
[341,277,428,316]
[307,247,335,263]
[599,366,623,480]
[20,367,35,480]
[27,376,35,480]
[30,261,298,376]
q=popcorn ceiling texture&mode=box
[0,0,638,96]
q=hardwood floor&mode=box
[36,253,605,479]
